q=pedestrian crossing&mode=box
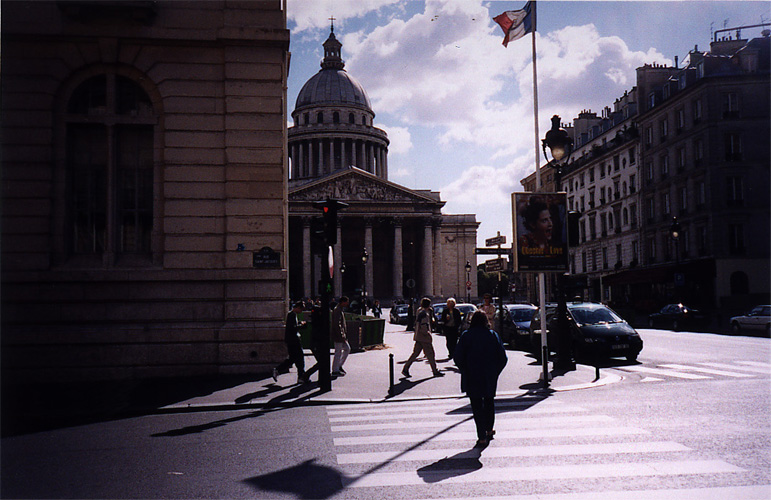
[614,359,771,383]
[325,396,766,498]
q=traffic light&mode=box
[312,198,348,245]
[567,211,581,247]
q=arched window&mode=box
[361,115,367,125]
[730,271,749,295]
[348,113,354,124]
[63,74,155,264]
[304,112,309,125]
[333,111,340,124]
[317,112,324,124]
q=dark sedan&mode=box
[648,303,706,331]
[530,302,643,362]
[495,304,537,348]
[389,304,409,325]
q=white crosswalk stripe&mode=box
[616,360,771,382]
[326,396,758,497]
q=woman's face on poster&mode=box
[535,209,553,240]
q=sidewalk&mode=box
[159,320,621,413]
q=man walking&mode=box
[441,297,463,359]
[331,296,350,377]
[273,302,308,384]
[402,297,444,378]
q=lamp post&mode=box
[670,217,682,302]
[542,115,575,373]
[465,260,472,303]
[340,262,346,296]
[361,248,368,315]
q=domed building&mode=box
[288,28,479,303]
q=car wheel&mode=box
[731,322,741,334]
[627,353,638,362]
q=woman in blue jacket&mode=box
[453,310,508,447]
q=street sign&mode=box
[485,235,507,247]
[466,281,472,290]
[475,247,512,255]
[484,257,507,273]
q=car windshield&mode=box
[570,305,623,325]
[457,305,476,314]
[508,308,536,321]
[394,305,408,313]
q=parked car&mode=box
[530,302,643,362]
[730,305,771,335]
[455,303,478,331]
[389,304,409,325]
[648,303,706,330]
[432,303,447,330]
[495,304,537,348]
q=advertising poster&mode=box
[512,192,568,272]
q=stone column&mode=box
[384,146,388,179]
[318,140,324,175]
[298,142,305,178]
[393,218,403,299]
[342,138,347,169]
[364,218,374,303]
[423,219,434,297]
[433,217,443,298]
[302,217,312,298]
[359,140,365,171]
[329,138,335,172]
[334,219,343,298]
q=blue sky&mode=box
[286,1,770,260]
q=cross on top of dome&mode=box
[321,21,344,70]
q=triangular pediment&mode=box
[289,167,443,205]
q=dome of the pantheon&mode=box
[294,31,372,113]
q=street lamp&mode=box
[541,114,575,373]
[670,217,682,301]
[465,260,472,303]
[340,262,346,296]
[361,248,369,315]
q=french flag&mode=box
[494,2,535,47]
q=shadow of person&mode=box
[244,458,347,499]
[416,447,483,483]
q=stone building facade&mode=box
[1,1,291,383]
[287,29,479,304]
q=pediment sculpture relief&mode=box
[292,176,423,203]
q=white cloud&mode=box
[379,124,413,154]
[288,0,401,33]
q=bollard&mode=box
[388,353,395,396]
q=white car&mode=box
[730,305,770,335]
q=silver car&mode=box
[730,305,770,335]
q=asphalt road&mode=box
[2,326,769,499]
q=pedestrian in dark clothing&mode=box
[371,300,382,318]
[406,299,415,332]
[453,310,508,447]
[273,302,308,384]
[441,297,463,359]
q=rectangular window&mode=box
[116,126,154,255]
[616,244,622,266]
[697,226,707,255]
[632,240,639,263]
[678,147,687,171]
[662,192,671,216]
[614,155,620,171]
[728,224,745,255]
[660,119,668,140]
[629,174,636,194]
[697,181,706,207]
[582,251,587,273]
[679,186,688,214]
[646,161,654,181]
[646,127,653,147]
[602,247,608,270]
[661,155,669,177]
[726,176,744,206]
[630,203,638,228]
[725,133,742,161]
[648,237,657,262]
[693,99,702,123]
[646,198,655,222]
[629,146,636,165]
[676,108,685,130]
[723,92,739,118]
[589,167,595,183]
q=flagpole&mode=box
[528,1,550,388]
[531,1,540,190]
